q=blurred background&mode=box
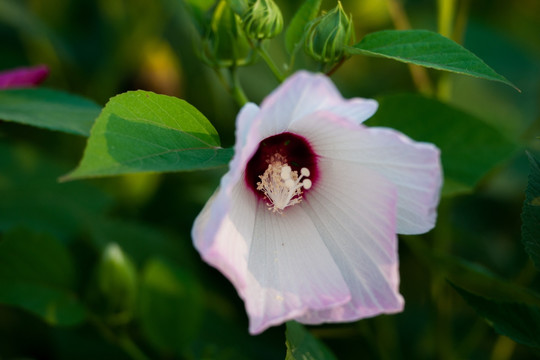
[1,0,539,359]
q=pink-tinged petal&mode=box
[246,201,351,334]
[296,158,403,324]
[193,182,256,294]
[0,65,49,89]
[193,178,351,335]
[325,98,378,125]
[290,111,442,235]
[193,102,262,286]
[257,71,376,138]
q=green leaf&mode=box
[0,281,87,326]
[0,228,75,288]
[402,236,540,308]
[522,152,540,270]
[0,142,112,238]
[366,94,518,196]
[450,282,540,349]
[0,88,100,136]
[139,258,204,353]
[0,228,86,326]
[347,30,518,90]
[64,90,233,180]
[285,321,337,360]
[285,0,322,54]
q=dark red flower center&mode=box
[245,132,318,211]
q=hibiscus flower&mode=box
[192,71,442,334]
[0,65,49,89]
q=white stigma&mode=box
[256,154,312,213]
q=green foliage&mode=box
[1,0,538,359]
[522,152,540,270]
[285,321,337,360]
[65,90,233,180]
[285,0,322,54]
[138,258,204,354]
[451,282,540,349]
[347,30,518,90]
[201,0,253,67]
[0,88,100,136]
[367,94,518,195]
[0,228,86,326]
[0,142,112,238]
[96,243,138,325]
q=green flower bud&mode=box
[96,243,137,325]
[304,1,354,65]
[201,0,253,67]
[243,0,284,40]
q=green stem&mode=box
[256,44,285,82]
[230,67,249,107]
[326,57,347,77]
[118,333,151,360]
[88,314,150,360]
[437,0,458,100]
[437,0,457,38]
[384,0,434,95]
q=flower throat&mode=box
[245,132,318,213]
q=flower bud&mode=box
[201,0,253,67]
[304,1,354,65]
[96,243,137,325]
[243,0,284,40]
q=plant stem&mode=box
[326,57,346,77]
[438,0,457,38]
[256,44,285,82]
[118,333,151,360]
[88,314,150,360]
[437,0,458,100]
[384,0,433,95]
[490,335,516,360]
[230,67,249,107]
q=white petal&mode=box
[192,181,257,294]
[257,71,377,138]
[295,158,403,324]
[326,98,378,125]
[192,102,262,294]
[290,111,442,235]
[245,200,351,334]
[227,102,262,185]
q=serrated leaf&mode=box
[451,282,540,349]
[0,228,86,326]
[366,94,518,196]
[0,88,100,136]
[285,321,337,360]
[522,152,540,270]
[285,0,322,54]
[64,90,233,180]
[347,30,518,90]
